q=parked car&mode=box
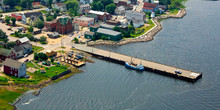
[24,59,29,62]
[175,70,182,74]
[7,28,11,30]
[24,54,28,57]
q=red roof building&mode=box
[142,2,158,12]
[32,2,41,8]
[11,13,22,21]
[44,17,74,34]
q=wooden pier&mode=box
[75,45,202,82]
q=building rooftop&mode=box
[3,58,24,69]
[23,12,42,18]
[18,37,29,44]
[0,48,11,57]
[88,10,109,15]
[85,31,95,36]
[97,28,121,36]
[143,2,157,8]
[75,16,93,21]
[58,17,71,25]
[100,23,115,29]
[125,10,145,16]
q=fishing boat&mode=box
[125,57,144,71]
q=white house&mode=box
[125,10,146,21]
[115,6,126,15]
[53,3,67,12]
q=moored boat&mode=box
[125,62,145,71]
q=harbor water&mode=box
[16,0,220,109]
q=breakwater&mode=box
[87,9,186,46]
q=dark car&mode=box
[24,59,29,62]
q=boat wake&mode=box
[22,97,39,105]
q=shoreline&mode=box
[87,9,186,46]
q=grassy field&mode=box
[32,45,44,53]
[131,19,156,38]
[0,76,9,85]
[0,88,22,110]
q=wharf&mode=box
[75,45,202,82]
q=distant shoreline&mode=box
[87,9,187,46]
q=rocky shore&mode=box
[87,9,186,46]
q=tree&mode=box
[37,52,48,61]
[148,0,151,3]
[128,25,135,34]
[39,15,44,21]
[91,2,98,10]
[6,41,16,49]
[97,1,104,11]
[27,26,33,32]
[56,0,60,3]
[73,37,79,43]
[0,29,8,42]
[48,0,53,8]
[46,16,53,21]
[130,20,134,26]
[105,3,116,14]
[3,0,16,7]
[36,20,44,29]
[50,58,54,62]
[34,53,39,60]
[5,16,10,25]
[39,36,47,42]
[66,0,79,15]
[113,26,121,32]
[11,17,16,26]
[159,0,171,5]
[68,8,74,17]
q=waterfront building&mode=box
[73,16,94,27]
[3,58,27,77]
[142,2,158,12]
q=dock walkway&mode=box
[75,45,202,82]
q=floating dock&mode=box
[75,45,202,82]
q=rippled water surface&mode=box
[16,0,220,109]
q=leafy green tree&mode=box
[73,37,79,43]
[128,25,135,34]
[113,26,121,32]
[34,53,39,60]
[11,17,16,26]
[130,20,134,26]
[5,16,10,25]
[105,3,116,14]
[48,0,53,8]
[148,0,151,3]
[46,16,53,21]
[97,1,104,11]
[27,26,34,32]
[56,0,60,2]
[37,52,48,61]
[39,36,47,42]
[39,15,44,21]
[6,41,16,49]
[91,2,98,10]
[159,0,171,5]
[0,29,8,42]
[66,0,79,15]
[3,0,16,7]
[36,20,44,29]
[50,58,54,62]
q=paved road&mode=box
[135,0,144,12]
[1,8,46,18]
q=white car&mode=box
[24,54,28,57]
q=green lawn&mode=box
[169,9,179,15]
[0,76,9,85]
[32,45,44,53]
[43,65,68,77]
[0,88,22,110]
[131,19,156,38]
